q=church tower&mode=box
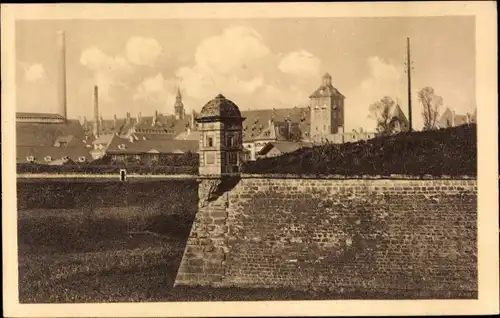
[174,86,185,120]
[308,73,345,142]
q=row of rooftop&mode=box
[16,72,477,166]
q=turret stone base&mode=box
[174,178,230,286]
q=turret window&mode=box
[227,152,238,165]
[227,135,234,147]
[207,136,214,148]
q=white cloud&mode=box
[134,73,165,100]
[133,73,178,112]
[80,42,154,103]
[125,37,163,67]
[345,56,406,131]
[194,26,270,74]
[278,50,321,77]
[24,63,46,82]
[176,26,270,103]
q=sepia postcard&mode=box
[2,2,499,317]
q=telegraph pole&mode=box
[406,37,413,132]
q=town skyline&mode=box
[16,16,475,131]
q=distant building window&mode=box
[227,152,238,165]
[446,119,451,127]
[118,144,126,150]
[207,136,214,148]
[205,152,215,164]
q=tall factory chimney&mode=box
[56,31,68,121]
[93,85,100,138]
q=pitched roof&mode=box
[16,145,92,163]
[16,119,86,147]
[16,112,65,120]
[105,135,198,155]
[253,121,288,142]
[391,104,409,122]
[439,108,453,122]
[84,118,131,136]
[241,107,310,142]
[309,85,345,99]
[438,108,475,127]
[258,141,314,156]
[92,134,115,145]
[175,130,201,141]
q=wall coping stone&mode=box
[238,173,476,180]
[17,173,476,181]
[16,173,199,181]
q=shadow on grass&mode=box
[18,212,194,255]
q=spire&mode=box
[175,85,185,120]
[176,85,182,99]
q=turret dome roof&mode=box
[199,94,242,119]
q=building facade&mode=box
[197,94,245,175]
[309,73,346,142]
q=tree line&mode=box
[369,86,446,135]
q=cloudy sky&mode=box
[15,17,475,130]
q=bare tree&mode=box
[369,96,398,136]
[418,87,442,130]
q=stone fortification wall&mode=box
[175,176,477,297]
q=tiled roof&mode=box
[84,118,131,136]
[241,107,310,142]
[438,108,476,128]
[105,135,199,155]
[391,104,409,122]
[92,134,115,145]
[16,119,86,147]
[17,145,92,163]
[253,121,288,142]
[16,112,65,119]
[175,130,201,141]
[309,84,344,99]
[258,141,314,156]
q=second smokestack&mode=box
[56,30,68,121]
[93,85,100,138]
